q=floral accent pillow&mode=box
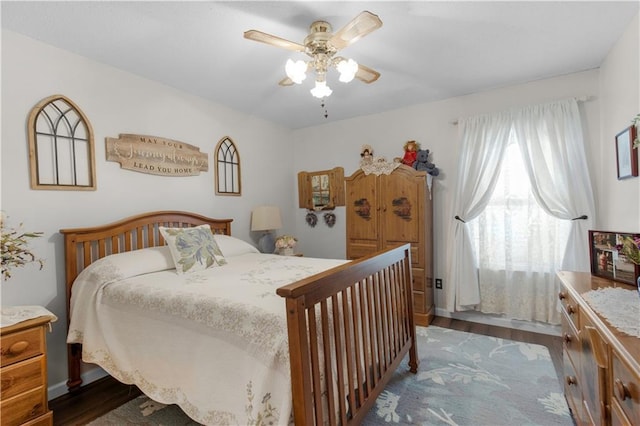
[159,224,227,274]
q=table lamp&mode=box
[251,205,282,253]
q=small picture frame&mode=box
[589,230,640,285]
[615,125,638,180]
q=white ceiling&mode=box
[2,1,638,129]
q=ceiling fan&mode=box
[244,11,382,98]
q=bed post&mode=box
[283,297,315,425]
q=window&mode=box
[215,137,241,195]
[27,95,96,190]
[467,133,570,322]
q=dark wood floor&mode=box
[49,316,563,426]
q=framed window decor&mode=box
[589,230,640,285]
[615,125,638,180]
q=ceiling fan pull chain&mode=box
[321,100,328,119]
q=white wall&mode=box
[1,30,295,397]
[598,13,640,230]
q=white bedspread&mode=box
[67,249,347,425]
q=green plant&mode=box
[1,212,44,280]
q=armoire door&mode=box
[346,171,380,259]
[379,168,424,268]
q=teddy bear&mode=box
[412,149,440,176]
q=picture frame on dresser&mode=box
[589,230,640,285]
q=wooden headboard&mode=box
[60,210,232,310]
[60,210,232,389]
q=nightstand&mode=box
[1,316,53,426]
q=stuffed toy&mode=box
[412,149,440,176]
[360,144,374,166]
[400,140,419,166]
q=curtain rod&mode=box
[449,95,593,125]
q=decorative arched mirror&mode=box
[215,136,241,196]
[27,94,96,190]
[297,167,345,210]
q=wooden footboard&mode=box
[277,243,418,425]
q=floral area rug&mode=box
[87,326,572,426]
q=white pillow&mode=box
[75,246,175,285]
[159,224,227,274]
[213,234,260,257]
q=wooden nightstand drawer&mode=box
[1,327,44,367]
[1,316,53,426]
[0,386,48,426]
[18,411,52,426]
[611,349,640,426]
[1,355,46,400]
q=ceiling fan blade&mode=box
[244,30,305,52]
[279,76,295,86]
[355,63,380,84]
[329,11,382,50]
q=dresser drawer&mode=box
[611,349,640,426]
[558,288,579,331]
[561,312,580,368]
[1,327,44,367]
[0,386,47,426]
[1,355,46,400]
[563,350,583,423]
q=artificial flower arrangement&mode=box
[275,235,297,249]
[1,212,44,280]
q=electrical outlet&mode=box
[435,278,443,289]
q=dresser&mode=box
[1,316,53,426]
[345,165,434,326]
[557,271,639,426]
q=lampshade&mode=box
[251,205,282,231]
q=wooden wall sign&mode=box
[106,134,208,177]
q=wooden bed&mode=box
[61,210,418,425]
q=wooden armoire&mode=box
[345,164,434,326]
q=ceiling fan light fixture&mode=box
[310,80,332,98]
[337,58,358,83]
[285,59,307,84]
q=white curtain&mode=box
[445,112,512,311]
[446,99,595,321]
[513,99,595,272]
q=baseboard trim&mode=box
[48,367,108,400]
[434,308,561,336]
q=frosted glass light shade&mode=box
[285,59,307,84]
[337,58,358,83]
[310,81,332,99]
